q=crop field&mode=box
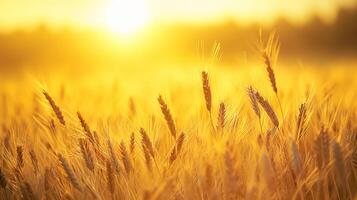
[0,34,356,200]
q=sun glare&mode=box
[105,0,150,35]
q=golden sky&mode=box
[0,0,356,31]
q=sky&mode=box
[0,0,356,31]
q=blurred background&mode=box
[0,0,356,79]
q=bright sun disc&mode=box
[105,0,150,35]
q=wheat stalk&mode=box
[332,141,352,199]
[263,51,278,95]
[314,126,330,170]
[217,102,226,132]
[254,90,279,128]
[247,86,263,134]
[120,141,132,174]
[140,128,155,158]
[332,141,346,183]
[16,145,24,170]
[314,126,330,198]
[259,32,280,95]
[107,139,120,174]
[247,86,261,118]
[43,91,65,126]
[202,71,212,112]
[258,33,284,121]
[158,95,176,139]
[296,103,307,140]
[58,154,81,191]
[106,161,115,195]
[130,132,135,155]
[169,133,185,164]
[202,71,217,132]
[77,112,95,145]
[29,149,39,174]
[141,128,160,172]
[79,139,95,171]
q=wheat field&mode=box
[0,37,357,200]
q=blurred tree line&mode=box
[0,6,356,71]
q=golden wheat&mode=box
[43,91,66,125]
[202,71,212,112]
[158,95,177,139]
[254,90,279,128]
[0,37,355,200]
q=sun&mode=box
[105,0,150,35]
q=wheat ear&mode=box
[333,141,346,182]
[79,139,95,171]
[16,145,24,170]
[120,141,132,174]
[260,33,284,121]
[314,126,330,170]
[247,86,261,118]
[202,71,216,132]
[77,112,95,145]
[202,71,212,112]
[107,139,120,174]
[29,149,39,174]
[130,132,135,155]
[254,90,279,128]
[217,102,226,132]
[58,154,81,191]
[332,141,352,199]
[43,91,65,126]
[296,103,307,140]
[140,128,155,158]
[169,133,185,164]
[158,95,176,139]
[247,86,263,133]
[260,32,279,94]
[106,161,115,195]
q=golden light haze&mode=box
[0,0,357,198]
[0,0,356,31]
